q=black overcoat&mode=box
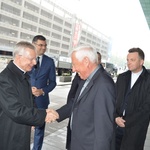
[0,61,46,150]
[115,66,150,150]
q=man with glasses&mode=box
[0,41,58,150]
[30,35,56,150]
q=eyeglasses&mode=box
[34,43,47,47]
[19,55,36,62]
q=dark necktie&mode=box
[34,57,40,69]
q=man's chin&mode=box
[27,68,33,71]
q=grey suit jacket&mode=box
[57,66,116,150]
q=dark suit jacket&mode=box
[115,66,150,150]
[66,73,81,149]
[67,73,81,104]
[57,66,116,150]
[29,54,56,109]
[0,61,46,150]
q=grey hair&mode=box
[72,44,98,63]
[13,41,36,58]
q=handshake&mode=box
[45,109,59,123]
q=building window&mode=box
[50,49,59,54]
[62,36,70,42]
[86,39,91,43]
[51,33,61,40]
[62,44,69,50]
[38,28,50,36]
[0,14,19,26]
[92,41,96,45]
[1,2,21,16]
[97,43,101,47]
[20,32,34,40]
[93,36,97,40]
[60,51,68,56]
[50,41,60,47]
[52,24,62,32]
[54,16,63,24]
[64,29,71,35]
[41,10,52,19]
[97,38,101,43]
[22,22,37,32]
[39,19,51,28]
[80,36,85,41]
[0,26,18,38]
[64,21,72,28]
[23,12,38,22]
[24,1,39,13]
[82,30,86,35]
[10,0,22,5]
[0,38,16,49]
[87,33,92,38]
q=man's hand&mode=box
[32,87,43,97]
[115,117,126,127]
[45,109,59,123]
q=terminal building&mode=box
[0,0,148,73]
[0,0,111,64]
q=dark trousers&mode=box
[32,123,46,150]
[67,145,71,150]
[116,126,124,150]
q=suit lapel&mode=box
[75,80,85,101]
[76,68,101,103]
[76,80,93,103]
[124,72,131,92]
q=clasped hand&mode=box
[45,109,59,123]
[115,117,126,127]
[32,86,43,97]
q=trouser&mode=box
[116,126,124,150]
[32,123,46,150]
[67,145,71,150]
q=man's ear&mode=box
[83,57,90,66]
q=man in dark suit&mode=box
[115,48,150,150]
[57,45,116,150]
[0,41,58,150]
[29,35,56,150]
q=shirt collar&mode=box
[131,69,143,76]
[87,65,100,82]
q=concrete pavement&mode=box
[30,76,150,150]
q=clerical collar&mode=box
[13,61,26,74]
